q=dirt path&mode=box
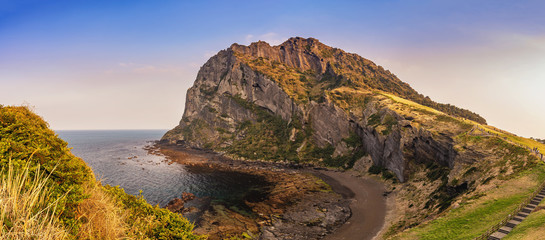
[315,170,387,240]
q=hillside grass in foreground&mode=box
[391,164,545,240]
[0,161,68,239]
[0,105,205,239]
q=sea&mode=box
[56,130,269,216]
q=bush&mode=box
[103,186,205,240]
[0,106,93,231]
[368,165,383,174]
[0,106,205,239]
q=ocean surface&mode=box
[56,130,269,214]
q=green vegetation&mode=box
[222,94,303,162]
[103,186,205,240]
[435,115,473,131]
[392,164,545,240]
[328,88,373,111]
[368,165,397,181]
[367,113,381,126]
[199,85,219,97]
[366,112,398,135]
[181,118,210,143]
[220,94,365,168]
[0,106,204,239]
[0,106,93,231]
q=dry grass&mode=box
[0,160,68,240]
[382,91,545,154]
[76,182,127,240]
[0,160,127,240]
[381,92,443,115]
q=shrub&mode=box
[103,186,205,240]
[368,165,383,175]
[0,106,93,231]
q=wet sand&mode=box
[316,170,387,240]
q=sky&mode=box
[1,0,544,138]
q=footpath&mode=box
[484,184,545,239]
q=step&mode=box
[489,231,507,239]
[521,208,533,214]
[505,221,517,228]
[488,235,502,240]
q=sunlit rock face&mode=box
[163,37,472,182]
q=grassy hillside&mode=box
[392,165,545,239]
[370,93,545,239]
[0,105,205,239]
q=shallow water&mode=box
[56,130,270,212]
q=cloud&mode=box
[243,32,286,46]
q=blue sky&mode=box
[1,0,544,138]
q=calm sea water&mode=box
[56,130,269,213]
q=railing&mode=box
[473,180,545,240]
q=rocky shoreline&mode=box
[149,142,352,239]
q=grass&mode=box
[391,164,545,239]
[482,125,545,154]
[381,92,443,115]
[381,92,545,154]
[0,160,68,240]
[453,116,545,154]
[75,182,126,240]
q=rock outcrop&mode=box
[163,37,467,182]
[163,37,545,235]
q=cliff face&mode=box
[163,37,543,233]
[162,37,470,182]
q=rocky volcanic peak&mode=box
[230,37,329,74]
[163,37,543,235]
[162,37,478,183]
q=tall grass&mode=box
[0,160,68,240]
[76,181,126,240]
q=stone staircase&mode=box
[487,186,545,239]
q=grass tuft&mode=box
[0,160,68,240]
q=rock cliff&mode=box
[163,37,542,232]
[162,37,473,182]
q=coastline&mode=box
[316,170,389,240]
[151,142,389,239]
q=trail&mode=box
[315,170,388,240]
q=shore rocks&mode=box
[166,192,196,213]
[261,192,350,240]
[156,144,351,240]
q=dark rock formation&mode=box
[166,192,196,213]
[162,37,471,182]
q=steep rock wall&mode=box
[163,40,459,182]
